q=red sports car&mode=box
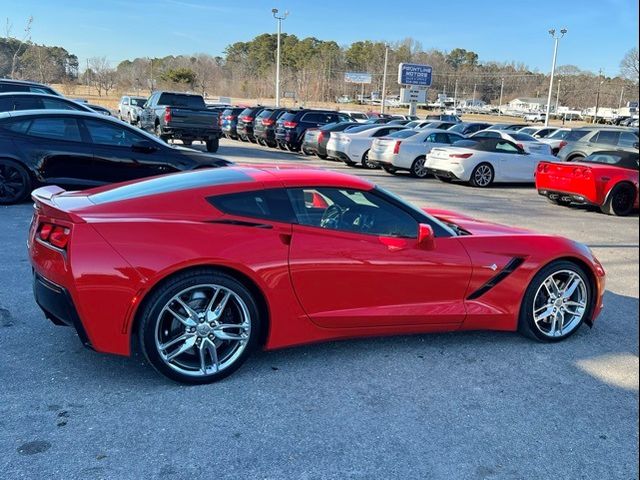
[536,150,639,216]
[29,166,606,384]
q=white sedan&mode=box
[538,128,572,155]
[326,124,407,168]
[369,128,465,178]
[469,130,553,155]
[425,138,555,187]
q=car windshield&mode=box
[388,130,418,139]
[350,113,367,120]
[157,93,205,108]
[447,123,468,133]
[130,98,146,106]
[583,152,639,170]
[519,128,537,135]
[510,133,537,142]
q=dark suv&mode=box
[275,109,350,151]
[236,106,270,143]
[220,107,245,139]
[0,78,61,96]
[253,107,291,147]
[447,122,492,136]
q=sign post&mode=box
[398,63,432,117]
[344,72,372,104]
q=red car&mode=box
[536,151,639,216]
[29,166,606,384]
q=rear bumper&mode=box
[33,271,93,350]
[426,168,460,180]
[327,149,352,163]
[537,189,600,206]
[162,126,221,140]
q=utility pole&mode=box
[555,78,561,114]
[498,77,504,116]
[618,85,625,109]
[380,46,389,115]
[272,8,289,107]
[472,83,477,103]
[544,28,567,126]
[593,68,603,124]
[453,78,458,112]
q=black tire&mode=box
[267,140,277,148]
[317,153,328,160]
[469,163,494,187]
[382,165,398,175]
[518,260,592,343]
[409,156,428,178]
[361,150,378,169]
[239,135,248,142]
[278,142,288,151]
[0,159,31,205]
[567,154,584,162]
[434,174,453,183]
[155,123,169,143]
[248,136,257,144]
[601,183,636,216]
[206,138,219,153]
[139,269,262,384]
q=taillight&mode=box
[241,116,253,123]
[449,153,473,159]
[283,121,298,128]
[38,223,70,249]
[262,118,274,126]
[164,107,172,123]
[537,163,549,173]
[573,167,592,179]
[558,141,567,152]
[393,141,402,154]
[317,131,324,142]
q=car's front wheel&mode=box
[206,138,219,153]
[519,261,592,342]
[139,270,262,384]
[0,159,31,205]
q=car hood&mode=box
[425,208,532,236]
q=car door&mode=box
[5,116,96,185]
[287,187,471,328]
[495,141,535,182]
[82,117,172,183]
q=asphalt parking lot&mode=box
[1,138,638,480]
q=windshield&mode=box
[157,93,205,108]
[346,124,379,134]
[447,123,468,133]
[510,132,537,142]
[130,98,146,106]
[389,130,418,139]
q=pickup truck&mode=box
[139,91,222,152]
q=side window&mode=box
[301,112,323,123]
[287,187,418,238]
[41,98,82,111]
[593,131,620,145]
[2,119,31,134]
[495,141,519,153]
[208,189,294,223]
[12,96,44,110]
[372,128,390,137]
[475,131,500,139]
[24,117,82,141]
[123,98,129,105]
[84,119,144,147]
[29,87,52,94]
[618,132,638,147]
[447,133,464,143]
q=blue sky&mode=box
[3,0,638,75]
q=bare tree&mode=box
[620,47,639,84]
[5,15,33,78]
[87,56,116,96]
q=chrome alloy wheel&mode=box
[473,164,493,187]
[532,270,588,338]
[154,284,251,377]
[412,157,428,178]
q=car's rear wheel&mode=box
[155,123,169,142]
[567,154,584,162]
[206,138,219,153]
[361,150,378,169]
[601,183,636,216]
[410,156,428,178]
[0,159,31,205]
[518,261,591,342]
[139,270,261,384]
[470,163,494,187]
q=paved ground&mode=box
[1,139,638,480]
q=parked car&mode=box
[538,128,575,155]
[0,78,60,96]
[523,112,546,123]
[387,119,412,126]
[326,124,407,168]
[0,92,93,113]
[518,126,558,139]
[556,127,639,162]
[425,114,461,123]
[236,106,269,143]
[369,128,465,178]
[448,122,493,136]
[118,96,147,125]
[0,110,231,204]
[28,165,606,383]
[469,130,552,155]
[486,123,530,131]
[420,121,457,130]
[364,117,394,125]
[339,110,369,123]
[425,138,554,187]
[404,120,435,129]
[536,151,639,216]
[253,107,291,147]
[275,109,350,151]
[86,104,113,116]
[301,121,360,158]
[139,91,222,152]
[219,107,245,140]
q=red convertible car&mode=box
[536,151,639,216]
[29,166,606,383]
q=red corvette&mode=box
[29,166,606,383]
[536,150,639,216]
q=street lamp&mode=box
[272,8,289,107]
[544,28,567,127]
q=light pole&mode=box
[498,77,504,116]
[544,28,567,126]
[555,78,561,114]
[272,8,288,107]
[380,46,389,115]
[593,69,604,124]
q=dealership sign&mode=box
[398,63,432,87]
[344,72,372,84]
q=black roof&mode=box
[583,150,639,170]
[0,78,51,87]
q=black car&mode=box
[0,78,61,96]
[275,109,350,151]
[236,106,269,143]
[447,122,493,136]
[220,107,245,139]
[301,121,360,159]
[423,121,457,130]
[364,117,394,125]
[86,104,113,116]
[0,110,231,204]
[0,92,94,113]
[253,107,292,147]
[387,119,412,126]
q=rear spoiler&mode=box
[31,186,86,223]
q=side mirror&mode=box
[131,140,158,153]
[417,224,436,250]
